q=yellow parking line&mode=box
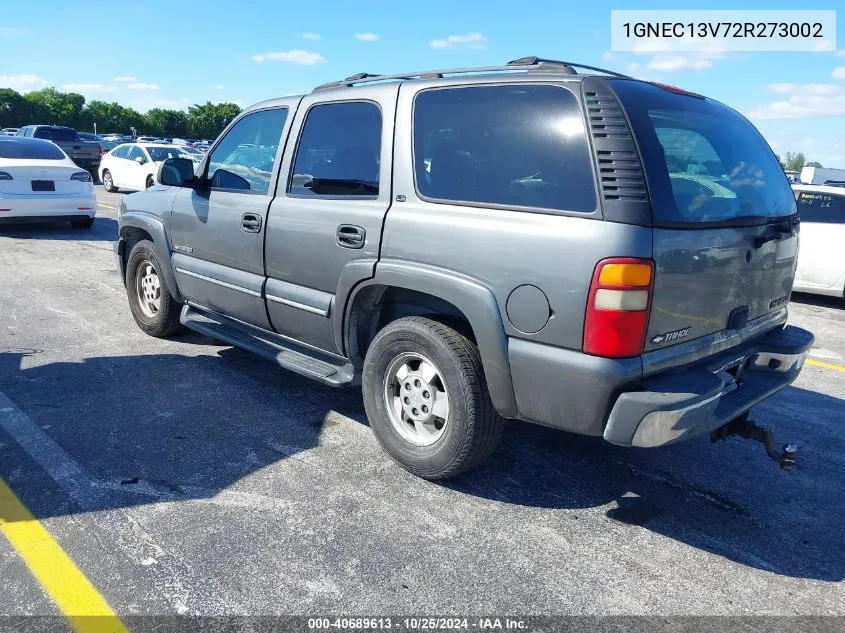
[0,479,128,633]
[97,203,118,210]
[806,358,845,373]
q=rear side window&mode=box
[0,138,65,160]
[33,127,78,143]
[797,191,845,224]
[111,145,130,159]
[413,85,596,213]
[611,80,795,225]
[289,101,382,197]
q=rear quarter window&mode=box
[413,84,597,213]
[797,190,845,224]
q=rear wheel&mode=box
[125,240,182,337]
[70,217,95,229]
[362,316,503,479]
[102,169,118,192]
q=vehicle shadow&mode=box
[0,217,118,241]
[0,348,842,582]
[790,292,844,310]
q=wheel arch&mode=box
[341,261,517,418]
[118,212,183,302]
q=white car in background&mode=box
[0,136,96,228]
[178,145,204,163]
[99,143,195,192]
[793,184,845,300]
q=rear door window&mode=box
[413,84,596,212]
[289,101,382,197]
[796,190,845,224]
[611,80,795,226]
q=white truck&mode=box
[800,166,845,185]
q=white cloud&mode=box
[601,51,614,61]
[355,33,379,41]
[647,50,724,72]
[252,49,326,65]
[429,32,487,50]
[812,39,835,52]
[767,83,796,94]
[0,73,48,93]
[837,49,845,57]
[62,83,115,93]
[301,32,321,40]
[113,75,137,82]
[127,82,159,91]
[214,84,224,90]
[0,27,25,36]
[749,82,845,119]
[833,67,845,80]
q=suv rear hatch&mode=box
[609,80,798,355]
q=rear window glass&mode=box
[33,127,79,143]
[611,80,795,225]
[0,138,65,160]
[413,85,596,213]
[796,190,845,224]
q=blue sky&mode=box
[1,0,844,165]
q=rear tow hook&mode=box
[711,415,798,471]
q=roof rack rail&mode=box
[312,56,632,91]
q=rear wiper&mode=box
[754,220,796,248]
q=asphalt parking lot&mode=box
[1,186,844,622]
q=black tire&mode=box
[70,217,95,229]
[362,316,503,480]
[102,169,118,192]
[146,175,155,189]
[125,239,183,337]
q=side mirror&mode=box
[134,156,146,165]
[158,157,199,187]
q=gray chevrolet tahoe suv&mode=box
[115,57,814,479]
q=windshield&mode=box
[33,127,79,143]
[147,147,187,162]
[180,146,201,154]
[610,80,795,225]
[0,138,66,160]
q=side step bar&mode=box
[180,305,357,387]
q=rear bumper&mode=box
[603,325,814,447]
[0,194,96,222]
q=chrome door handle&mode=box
[241,213,262,233]
[336,224,365,249]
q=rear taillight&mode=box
[71,171,91,182]
[98,145,104,157]
[583,258,654,358]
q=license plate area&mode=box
[31,180,55,192]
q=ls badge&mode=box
[651,327,692,345]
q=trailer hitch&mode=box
[711,415,797,471]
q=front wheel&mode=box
[125,240,183,337]
[362,316,503,480]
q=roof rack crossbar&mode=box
[312,56,631,91]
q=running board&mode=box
[180,305,356,386]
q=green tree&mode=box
[81,100,145,135]
[805,161,824,168]
[144,108,189,137]
[25,88,86,127]
[783,151,806,172]
[0,88,34,128]
[188,102,241,139]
